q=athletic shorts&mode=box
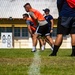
[35,24,50,36]
[57,17,75,35]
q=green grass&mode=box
[40,49,75,75]
[0,49,75,75]
[0,49,34,58]
[0,49,33,75]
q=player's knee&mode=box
[46,35,50,39]
[33,34,38,39]
[72,40,75,45]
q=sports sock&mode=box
[51,45,60,55]
[41,45,45,51]
[71,46,75,56]
[32,46,36,51]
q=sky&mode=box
[0,0,58,18]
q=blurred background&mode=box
[0,0,71,49]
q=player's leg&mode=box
[38,38,42,50]
[50,17,75,56]
[71,34,75,56]
[70,17,75,56]
[70,26,75,56]
[38,38,45,50]
[38,36,43,50]
[32,26,43,51]
[50,17,68,56]
[45,36,54,51]
[37,25,54,50]
[43,39,46,49]
[31,30,38,52]
[31,36,35,51]
[49,34,63,56]
[43,24,54,50]
[39,24,54,50]
[46,36,54,46]
[32,33,38,52]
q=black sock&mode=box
[72,46,75,55]
[52,45,60,54]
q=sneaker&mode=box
[32,47,36,52]
[31,50,36,52]
[31,49,36,52]
[71,53,75,56]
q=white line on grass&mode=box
[28,50,41,75]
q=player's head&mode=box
[23,13,29,20]
[43,8,50,15]
[23,3,32,12]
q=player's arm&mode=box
[29,12,39,25]
[49,15,54,33]
[28,26,33,35]
[50,19,54,29]
[50,19,54,33]
[26,20,33,35]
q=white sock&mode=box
[32,46,36,51]
[41,45,45,51]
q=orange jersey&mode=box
[27,18,37,31]
[30,8,45,21]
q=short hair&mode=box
[43,8,50,13]
[23,3,31,7]
[23,13,29,17]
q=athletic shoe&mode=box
[32,47,36,52]
[71,53,75,56]
[31,50,36,52]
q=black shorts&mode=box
[36,24,50,36]
[57,17,75,35]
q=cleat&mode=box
[49,53,57,56]
[31,50,36,52]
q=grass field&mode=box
[0,49,75,75]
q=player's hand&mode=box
[50,30,53,33]
[31,34,34,37]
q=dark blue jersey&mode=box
[44,15,53,29]
[57,0,75,17]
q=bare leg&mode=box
[55,34,63,46]
[33,34,38,47]
[31,34,38,52]
[46,35,54,46]
[38,38,42,50]
[38,38,45,50]
[45,37,52,46]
